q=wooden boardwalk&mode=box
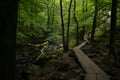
[73,41,110,80]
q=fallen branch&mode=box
[35,48,45,61]
[35,41,49,61]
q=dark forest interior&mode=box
[0,0,120,80]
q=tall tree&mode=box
[74,0,79,45]
[80,0,88,41]
[51,0,55,27]
[66,0,73,52]
[91,0,98,43]
[0,0,18,80]
[81,0,85,41]
[46,0,55,29]
[85,0,88,12]
[46,0,51,29]
[60,0,66,52]
[109,0,118,64]
[82,0,85,12]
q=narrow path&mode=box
[73,40,110,80]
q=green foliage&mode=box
[17,0,120,49]
[69,39,76,48]
[17,0,61,44]
[16,32,28,45]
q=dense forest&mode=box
[15,0,120,80]
[16,0,120,52]
[0,0,120,80]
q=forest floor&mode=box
[16,46,84,80]
[16,31,120,80]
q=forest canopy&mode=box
[17,0,120,50]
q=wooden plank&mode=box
[78,40,89,48]
[79,49,107,74]
[97,74,110,80]
[73,41,110,80]
[74,48,95,73]
[85,74,97,80]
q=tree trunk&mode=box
[81,26,85,40]
[109,0,117,64]
[0,0,18,80]
[85,0,88,12]
[91,0,98,43]
[74,0,79,45]
[66,0,73,52]
[51,0,55,28]
[81,0,87,41]
[60,0,66,52]
[46,1,50,29]
[46,0,55,32]
[82,0,85,12]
